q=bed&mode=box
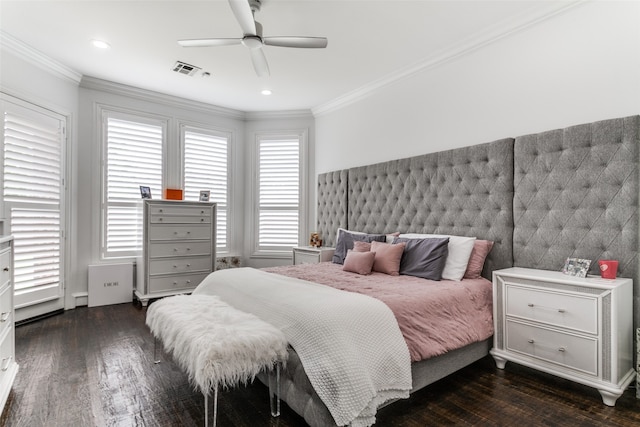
[193,115,640,426]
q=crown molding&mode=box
[312,1,586,117]
[80,76,247,120]
[245,109,313,121]
[0,30,82,85]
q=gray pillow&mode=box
[394,237,449,280]
[332,230,386,264]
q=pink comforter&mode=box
[264,262,494,362]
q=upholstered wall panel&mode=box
[346,138,515,277]
[513,116,639,279]
[316,169,348,247]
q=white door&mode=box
[1,96,65,321]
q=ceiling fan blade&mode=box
[178,38,242,47]
[228,0,257,35]
[263,37,328,49]
[250,47,270,77]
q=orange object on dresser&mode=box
[164,188,183,200]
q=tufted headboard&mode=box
[317,138,515,279]
[316,115,640,333]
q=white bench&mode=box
[146,294,289,426]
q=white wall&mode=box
[314,1,640,174]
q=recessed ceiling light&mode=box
[261,89,272,96]
[91,39,111,49]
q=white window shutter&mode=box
[183,128,229,250]
[257,136,301,251]
[104,116,163,257]
[3,107,63,306]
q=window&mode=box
[2,98,65,310]
[102,111,164,258]
[254,131,306,255]
[182,126,230,252]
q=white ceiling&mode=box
[0,0,577,113]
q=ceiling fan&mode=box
[178,0,328,77]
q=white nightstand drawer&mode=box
[0,325,15,388]
[149,224,211,241]
[149,241,211,258]
[294,251,322,265]
[149,256,212,275]
[506,320,597,376]
[506,285,598,334]
[149,272,210,293]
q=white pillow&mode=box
[398,233,476,281]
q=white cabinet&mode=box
[0,236,18,411]
[136,200,216,306]
[292,246,335,265]
[491,267,634,406]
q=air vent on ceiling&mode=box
[172,61,202,76]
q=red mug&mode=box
[598,260,618,279]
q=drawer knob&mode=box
[173,265,177,268]
[159,218,163,221]
[186,248,191,251]
[558,347,566,352]
[172,281,177,285]
[187,231,191,234]
[558,309,566,313]
[173,248,178,252]
[159,209,163,212]
[527,303,534,307]
[0,312,8,322]
[201,218,204,222]
[186,264,191,267]
[186,280,191,284]
[528,339,535,344]
[2,267,8,272]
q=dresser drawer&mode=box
[149,241,211,258]
[149,256,212,275]
[148,224,211,241]
[0,249,10,288]
[150,214,211,224]
[0,285,12,337]
[0,325,15,388]
[149,272,209,293]
[506,320,597,376]
[150,205,212,218]
[506,285,598,334]
[294,251,320,265]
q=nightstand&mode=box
[491,267,634,406]
[292,246,335,265]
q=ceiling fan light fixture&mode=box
[241,36,262,49]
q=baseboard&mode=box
[15,308,64,327]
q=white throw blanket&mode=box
[193,267,412,427]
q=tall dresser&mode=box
[0,236,18,411]
[135,200,216,306]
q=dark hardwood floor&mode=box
[1,302,639,426]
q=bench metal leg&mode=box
[268,363,281,417]
[153,337,161,364]
[204,385,219,427]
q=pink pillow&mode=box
[353,241,371,252]
[342,250,375,275]
[370,241,406,276]
[463,240,494,279]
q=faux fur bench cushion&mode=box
[146,294,288,392]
